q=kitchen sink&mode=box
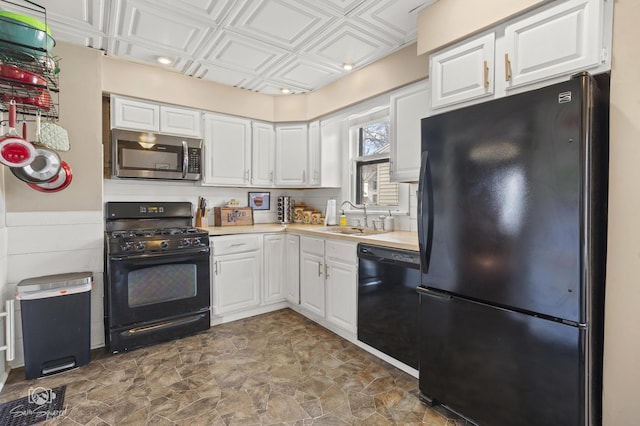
[322,227,386,235]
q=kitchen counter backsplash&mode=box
[103,180,418,232]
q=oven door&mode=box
[106,247,210,328]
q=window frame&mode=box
[347,107,409,214]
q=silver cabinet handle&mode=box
[269,171,274,182]
[214,260,218,275]
[324,263,329,278]
[302,170,306,183]
[230,243,246,247]
[244,169,250,181]
[318,261,323,277]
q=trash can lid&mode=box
[16,272,93,298]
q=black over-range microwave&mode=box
[112,129,202,181]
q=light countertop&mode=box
[201,223,419,252]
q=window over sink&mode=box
[348,106,407,213]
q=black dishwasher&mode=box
[357,243,420,369]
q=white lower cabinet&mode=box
[263,234,286,304]
[211,235,261,315]
[299,236,357,333]
[285,234,300,304]
[324,240,357,333]
[300,236,325,317]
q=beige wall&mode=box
[416,0,551,55]
[602,0,640,424]
[102,56,275,122]
[4,43,103,212]
[103,43,428,123]
[419,0,640,424]
[303,44,428,120]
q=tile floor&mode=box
[0,309,472,425]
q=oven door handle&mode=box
[110,247,209,261]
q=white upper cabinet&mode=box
[251,121,276,186]
[390,80,430,182]
[430,0,611,110]
[275,124,308,187]
[430,33,495,109]
[319,117,342,188]
[202,113,252,186]
[308,120,321,187]
[111,95,201,137]
[159,105,201,138]
[504,0,605,90]
[111,96,159,132]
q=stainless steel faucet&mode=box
[340,201,369,228]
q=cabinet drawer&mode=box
[211,235,261,255]
[301,236,324,256]
[326,240,356,263]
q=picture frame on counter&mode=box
[248,192,270,211]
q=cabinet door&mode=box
[251,122,275,186]
[300,236,325,316]
[390,80,430,182]
[275,124,308,186]
[202,113,251,186]
[111,96,159,131]
[504,0,603,90]
[319,118,342,188]
[308,120,321,186]
[325,258,357,333]
[263,234,286,304]
[430,33,495,109]
[286,234,300,304]
[212,250,261,315]
[160,106,201,137]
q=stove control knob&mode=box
[123,242,133,252]
[135,242,146,251]
[181,238,191,247]
[160,240,169,249]
[192,237,202,246]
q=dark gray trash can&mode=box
[16,272,93,379]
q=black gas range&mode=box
[104,202,211,353]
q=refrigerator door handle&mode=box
[416,286,451,299]
[418,150,434,273]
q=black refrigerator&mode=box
[417,72,608,426]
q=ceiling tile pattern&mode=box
[2,0,437,94]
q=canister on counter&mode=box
[293,204,305,223]
[303,209,313,224]
[311,211,321,225]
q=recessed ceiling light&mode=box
[342,63,354,71]
[280,88,291,94]
[157,56,173,65]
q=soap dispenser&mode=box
[339,210,348,227]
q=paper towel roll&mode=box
[325,199,337,225]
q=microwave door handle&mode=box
[182,140,188,179]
